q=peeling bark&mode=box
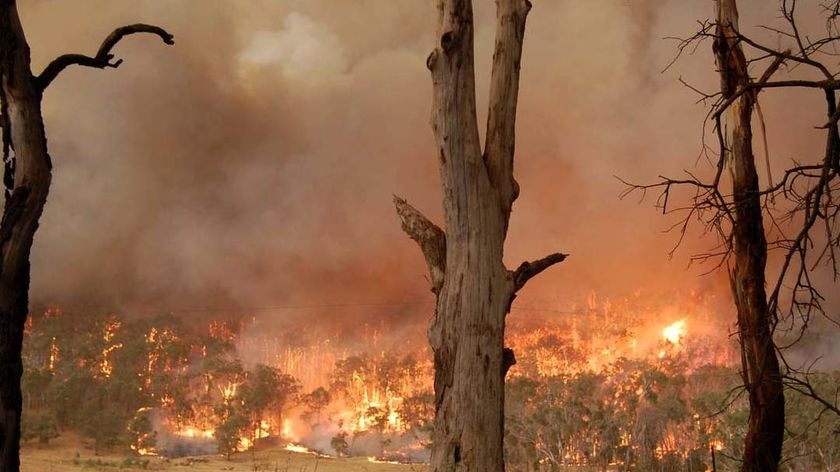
[714,2,785,471]
[0,2,172,469]
[394,1,564,471]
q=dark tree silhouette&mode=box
[0,2,172,469]
[623,1,840,471]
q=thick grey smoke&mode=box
[16,0,838,347]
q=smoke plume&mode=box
[18,1,838,351]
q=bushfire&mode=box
[21,293,837,470]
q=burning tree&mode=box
[16,297,837,468]
[300,387,331,425]
[393,1,566,471]
[239,364,300,444]
[126,408,157,457]
[624,1,840,470]
[214,408,248,460]
[0,1,173,469]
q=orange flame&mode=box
[99,318,123,378]
[662,320,686,345]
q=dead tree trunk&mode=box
[0,2,172,469]
[714,2,785,471]
[394,1,565,471]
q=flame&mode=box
[219,381,239,402]
[284,443,332,457]
[367,457,402,464]
[351,387,406,432]
[130,429,158,456]
[130,407,158,456]
[99,318,123,378]
[208,320,237,343]
[48,336,58,371]
[144,328,158,390]
[131,445,158,456]
[144,326,181,394]
[160,393,174,408]
[285,443,316,454]
[174,426,215,439]
[236,437,252,452]
[662,320,686,345]
[281,418,297,441]
[257,419,271,439]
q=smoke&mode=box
[15,0,838,340]
[288,415,430,462]
[147,409,217,457]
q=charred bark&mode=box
[395,1,565,471]
[0,4,52,469]
[0,2,172,469]
[714,2,785,471]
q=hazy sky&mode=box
[17,1,838,333]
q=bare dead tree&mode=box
[0,2,172,470]
[393,1,566,471]
[622,1,840,471]
[715,3,785,470]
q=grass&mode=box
[21,436,426,472]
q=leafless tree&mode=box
[0,2,172,469]
[623,1,840,471]
[394,1,566,471]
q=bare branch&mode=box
[735,31,834,78]
[511,253,567,293]
[661,20,715,74]
[393,196,446,294]
[783,374,840,417]
[36,24,174,91]
[713,79,840,123]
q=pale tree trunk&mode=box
[394,1,565,471]
[0,2,172,469]
[714,2,785,471]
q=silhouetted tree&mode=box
[0,1,173,469]
[624,1,840,470]
[301,387,331,425]
[215,408,247,460]
[240,364,300,440]
[713,2,784,469]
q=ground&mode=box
[21,436,425,472]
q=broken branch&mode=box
[512,252,567,293]
[393,195,446,294]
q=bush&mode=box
[21,412,59,444]
[127,409,157,455]
[331,431,350,457]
